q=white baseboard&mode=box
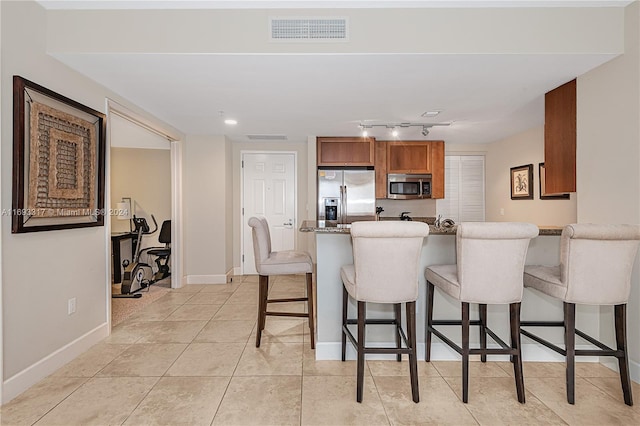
[2,322,109,404]
[233,267,242,276]
[186,274,228,284]
[315,342,600,362]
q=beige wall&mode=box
[110,148,171,250]
[576,2,640,378]
[485,126,577,225]
[1,0,109,383]
[183,135,231,281]
[232,140,311,273]
[0,0,179,400]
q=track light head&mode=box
[421,126,430,137]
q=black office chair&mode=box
[144,220,171,281]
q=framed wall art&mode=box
[12,76,106,233]
[539,163,570,200]
[510,164,533,200]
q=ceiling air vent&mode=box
[247,134,288,141]
[269,17,349,42]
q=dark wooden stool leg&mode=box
[425,281,434,362]
[479,303,487,363]
[462,302,470,403]
[615,304,633,406]
[341,286,348,362]
[357,301,366,403]
[407,301,420,403]
[256,275,269,347]
[306,272,315,349]
[564,302,576,405]
[510,302,525,403]
[394,303,402,362]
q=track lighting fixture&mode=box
[359,122,449,138]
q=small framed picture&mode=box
[539,163,570,200]
[510,164,533,200]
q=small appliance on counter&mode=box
[318,168,376,224]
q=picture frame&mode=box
[510,164,533,200]
[539,162,570,200]
[12,76,106,233]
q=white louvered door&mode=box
[437,155,485,223]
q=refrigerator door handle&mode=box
[343,185,347,222]
[338,185,344,223]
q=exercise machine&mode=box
[113,215,158,298]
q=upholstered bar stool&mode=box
[248,216,315,349]
[521,223,640,406]
[425,222,539,404]
[341,221,429,403]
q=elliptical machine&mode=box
[114,215,158,298]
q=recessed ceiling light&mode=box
[224,119,238,125]
[421,111,441,117]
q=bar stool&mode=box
[341,221,429,403]
[521,223,640,406]
[248,216,315,349]
[425,222,539,403]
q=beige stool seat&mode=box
[521,223,640,406]
[425,222,539,404]
[341,221,429,403]
[248,216,315,349]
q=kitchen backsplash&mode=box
[376,199,437,219]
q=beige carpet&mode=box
[111,281,171,326]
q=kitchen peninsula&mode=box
[300,221,592,362]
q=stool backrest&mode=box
[560,224,640,304]
[457,222,539,304]
[350,221,429,303]
[248,216,272,272]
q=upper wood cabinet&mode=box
[378,140,445,199]
[387,141,432,174]
[544,79,576,193]
[316,137,375,166]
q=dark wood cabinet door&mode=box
[544,79,576,193]
[387,141,431,174]
[317,137,375,166]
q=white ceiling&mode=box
[40,1,628,144]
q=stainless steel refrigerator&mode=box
[317,169,376,224]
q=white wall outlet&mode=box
[68,297,76,315]
[500,208,505,216]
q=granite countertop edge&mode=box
[299,220,562,236]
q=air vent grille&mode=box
[247,134,288,141]
[270,17,348,41]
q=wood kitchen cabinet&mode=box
[374,141,388,199]
[387,141,432,174]
[430,141,445,199]
[378,140,445,199]
[544,79,576,193]
[316,137,375,166]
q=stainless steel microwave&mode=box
[387,174,432,199]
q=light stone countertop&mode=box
[299,220,562,236]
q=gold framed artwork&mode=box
[12,76,106,233]
[510,164,533,200]
[539,163,570,200]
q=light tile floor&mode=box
[2,275,640,425]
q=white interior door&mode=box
[242,152,296,275]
